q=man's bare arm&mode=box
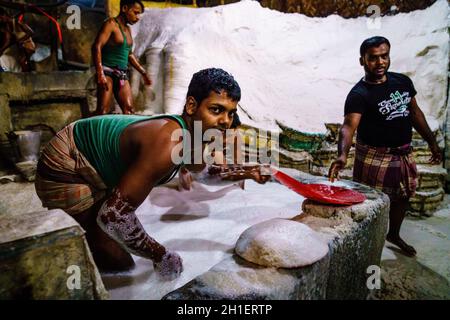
[129,52,152,86]
[328,113,361,181]
[92,20,114,90]
[95,121,184,279]
[97,128,177,260]
[409,97,442,163]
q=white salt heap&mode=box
[102,180,303,300]
[131,0,449,133]
[235,218,329,268]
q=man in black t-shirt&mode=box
[328,36,441,257]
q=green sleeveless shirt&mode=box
[73,114,187,189]
[101,18,131,70]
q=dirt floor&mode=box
[1,174,449,300]
[375,194,450,300]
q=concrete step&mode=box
[0,209,108,299]
[409,188,445,216]
[416,164,447,191]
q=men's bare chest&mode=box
[108,27,132,47]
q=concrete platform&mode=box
[163,172,389,300]
[0,209,108,299]
[377,194,450,299]
[0,178,449,300]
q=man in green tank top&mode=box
[92,0,151,115]
[35,68,270,279]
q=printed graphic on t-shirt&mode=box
[377,90,411,121]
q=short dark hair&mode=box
[360,36,390,57]
[186,68,241,107]
[120,0,144,12]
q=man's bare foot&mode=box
[386,234,417,257]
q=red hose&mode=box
[19,4,63,43]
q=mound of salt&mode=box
[235,218,329,268]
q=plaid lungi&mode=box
[353,140,417,201]
[35,123,108,215]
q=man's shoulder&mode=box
[101,18,117,30]
[104,17,116,24]
[348,79,368,97]
[131,118,184,165]
[387,71,413,83]
[132,117,184,144]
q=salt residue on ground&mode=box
[101,180,304,300]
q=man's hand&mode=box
[250,166,272,184]
[247,165,271,184]
[429,143,442,164]
[97,73,109,91]
[143,72,152,86]
[178,167,193,191]
[328,156,347,182]
[153,251,183,281]
[217,164,271,184]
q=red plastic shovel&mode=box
[271,168,366,205]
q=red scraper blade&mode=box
[271,168,366,205]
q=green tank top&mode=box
[101,18,131,70]
[73,114,187,189]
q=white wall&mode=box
[131,0,449,133]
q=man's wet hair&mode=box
[186,68,241,107]
[360,36,390,57]
[120,0,144,12]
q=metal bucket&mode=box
[5,130,42,162]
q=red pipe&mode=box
[17,4,63,44]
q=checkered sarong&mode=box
[35,123,107,215]
[353,140,417,201]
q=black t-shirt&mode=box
[344,72,417,147]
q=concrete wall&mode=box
[0,209,108,300]
[0,71,95,152]
[0,71,96,170]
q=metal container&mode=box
[5,130,42,162]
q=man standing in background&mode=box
[329,36,441,257]
[92,0,152,115]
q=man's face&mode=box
[361,43,390,80]
[188,90,238,134]
[123,3,143,25]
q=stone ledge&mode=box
[416,165,447,191]
[0,209,108,300]
[163,172,389,300]
[0,71,95,100]
[410,188,445,215]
